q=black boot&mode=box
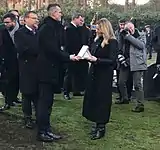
[89,123,97,135]
[91,124,106,140]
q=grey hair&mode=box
[47,4,60,15]
[71,12,83,20]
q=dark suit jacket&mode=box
[14,26,39,94]
[37,16,70,84]
[65,23,82,54]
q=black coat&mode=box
[82,38,118,124]
[0,28,18,87]
[65,23,89,92]
[14,26,39,94]
[37,16,70,85]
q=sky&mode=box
[112,0,150,5]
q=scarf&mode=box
[8,21,19,44]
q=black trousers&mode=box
[37,83,54,133]
[63,68,72,95]
[22,93,37,118]
[3,75,19,105]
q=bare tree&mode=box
[131,0,136,9]
[124,0,129,12]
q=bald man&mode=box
[117,22,147,112]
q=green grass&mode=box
[1,94,160,150]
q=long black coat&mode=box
[0,28,18,90]
[14,26,39,94]
[37,16,70,85]
[82,38,118,124]
[65,23,89,91]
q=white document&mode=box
[77,45,91,59]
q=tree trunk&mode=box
[124,0,129,12]
[131,0,136,9]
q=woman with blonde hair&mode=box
[82,18,118,140]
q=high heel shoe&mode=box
[91,127,106,140]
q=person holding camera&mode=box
[117,22,147,112]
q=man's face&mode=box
[119,22,125,30]
[3,17,16,31]
[146,27,150,32]
[19,16,25,25]
[75,16,84,26]
[53,6,62,21]
[79,17,84,26]
[25,13,39,29]
[10,11,19,20]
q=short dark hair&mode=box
[47,3,60,11]
[3,13,16,21]
[118,19,126,23]
[24,11,37,18]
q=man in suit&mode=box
[63,13,86,100]
[36,4,79,142]
[14,11,39,129]
[0,13,19,111]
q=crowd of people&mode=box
[0,3,159,142]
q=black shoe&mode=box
[116,97,121,100]
[37,133,54,142]
[10,102,16,106]
[73,92,83,96]
[64,94,71,100]
[0,104,10,111]
[91,127,106,140]
[14,98,22,104]
[115,100,129,104]
[132,106,144,113]
[46,132,62,140]
[24,118,34,129]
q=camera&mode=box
[120,28,131,36]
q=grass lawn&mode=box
[0,53,159,149]
[0,93,160,150]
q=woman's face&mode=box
[96,24,103,36]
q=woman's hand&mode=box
[86,55,97,62]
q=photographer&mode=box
[117,22,147,112]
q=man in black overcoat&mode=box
[63,13,87,99]
[14,11,39,129]
[36,4,79,142]
[0,13,19,111]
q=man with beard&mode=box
[0,13,19,111]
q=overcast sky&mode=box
[111,0,150,5]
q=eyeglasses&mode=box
[3,22,12,24]
[28,17,39,20]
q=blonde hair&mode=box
[95,18,116,48]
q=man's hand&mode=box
[70,54,81,61]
